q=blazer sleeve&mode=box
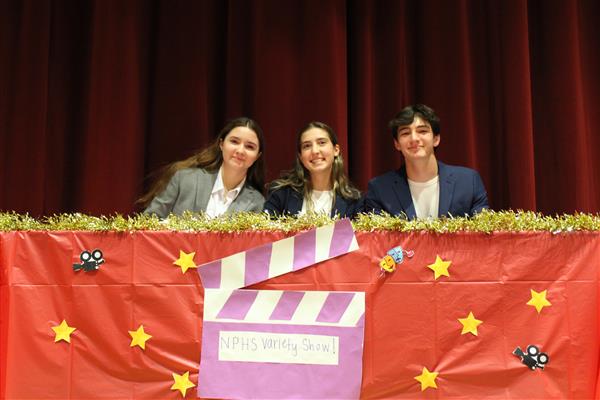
[263,188,286,216]
[350,195,366,218]
[364,179,385,214]
[470,171,490,215]
[143,171,181,218]
[337,195,365,219]
[244,187,266,213]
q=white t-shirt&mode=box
[205,167,245,217]
[408,176,439,219]
[300,190,334,216]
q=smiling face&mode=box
[393,116,440,162]
[219,126,261,174]
[298,127,340,179]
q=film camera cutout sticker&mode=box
[513,345,549,370]
[73,249,105,272]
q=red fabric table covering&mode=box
[1,230,599,399]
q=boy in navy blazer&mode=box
[365,104,489,219]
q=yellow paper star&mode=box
[171,371,195,397]
[527,289,552,313]
[427,255,451,280]
[414,367,439,391]
[51,319,76,343]
[129,325,152,350]
[173,250,197,273]
[458,311,483,336]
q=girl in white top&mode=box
[264,122,361,218]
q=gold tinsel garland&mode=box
[1,209,600,233]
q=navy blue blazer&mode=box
[364,161,489,219]
[264,186,363,218]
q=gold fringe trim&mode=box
[1,210,599,233]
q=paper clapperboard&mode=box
[197,219,365,399]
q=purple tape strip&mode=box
[355,313,365,328]
[244,243,273,287]
[293,228,316,271]
[198,260,222,289]
[269,291,305,321]
[316,292,356,323]
[328,219,355,258]
[216,290,259,320]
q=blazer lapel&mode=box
[392,168,417,219]
[288,189,304,214]
[229,188,248,212]
[437,162,455,217]
[332,195,347,217]
[196,170,217,211]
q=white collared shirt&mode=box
[300,190,334,216]
[205,167,245,218]
[408,176,439,219]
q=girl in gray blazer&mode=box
[140,117,266,218]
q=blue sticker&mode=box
[379,246,414,274]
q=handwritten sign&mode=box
[219,331,339,364]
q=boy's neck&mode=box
[405,156,438,182]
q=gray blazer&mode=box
[144,168,265,218]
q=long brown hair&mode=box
[138,117,265,208]
[270,121,360,202]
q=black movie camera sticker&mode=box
[513,345,549,370]
[73,249,105,272]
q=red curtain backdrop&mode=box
[1,0,599,216]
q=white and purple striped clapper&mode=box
[197,219,365,399]
[198,218,359,289]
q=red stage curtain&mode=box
[1,0,599,215]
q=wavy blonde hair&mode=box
[270,121,360,210]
